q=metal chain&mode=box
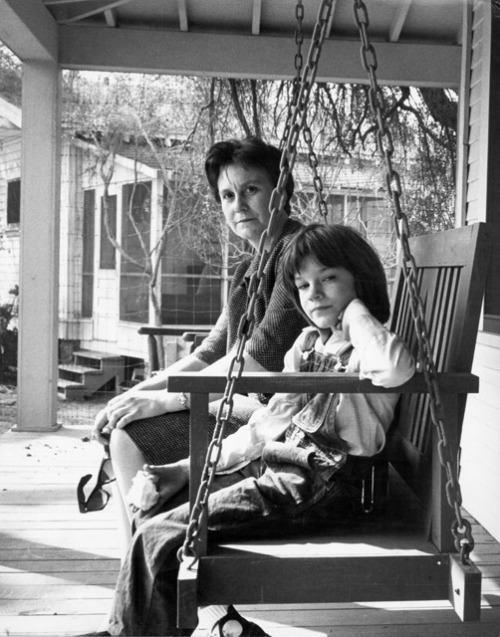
[281,0,329,221]
[353,0,474,562]
[303,120,329,221]
[180,0,336,566]
[280,0,304,151]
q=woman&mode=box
[91,137,307,534]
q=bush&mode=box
[0,285,18,384]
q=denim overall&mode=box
[286,328,354,479]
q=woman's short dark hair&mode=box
[205,137,295,214]
[282,223,391,325]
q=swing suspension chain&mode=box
[179,0,336,567]
[303,121,329,221]
[280,0,304,151]
[353,0,474,563]
[281,0,329,222]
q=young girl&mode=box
[108,223,415,637]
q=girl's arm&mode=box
[335,299,415,457]
[342,299,415,388]
[214,332,308,474]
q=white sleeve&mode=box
[215,333,308,474]
[343,300,415,387]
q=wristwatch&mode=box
[177,391,188,409]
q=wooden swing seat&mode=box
[169,222,491,626]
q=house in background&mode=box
[0,95,390,392]
[0,96,21,307]
[0,98,226,388]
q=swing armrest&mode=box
[168,370,479,395]
[170,369,478,563]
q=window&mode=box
[160,184,223,326]
[7,179,21,225]
[82,189,95,318]
[100,194,117,269]
[119,181,151,323]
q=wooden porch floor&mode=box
[2,422,500,637]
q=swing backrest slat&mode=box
[386,223,490,501]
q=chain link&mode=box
[303,120,329,221]
[180,0,336,567]
[281,0,330,221]
[353,0,474,562]
[280,1,304,151]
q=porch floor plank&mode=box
[1,424,500,637]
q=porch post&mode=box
[15,61,61,432]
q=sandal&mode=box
[210,605,271,637]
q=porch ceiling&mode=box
[0,0,464,86]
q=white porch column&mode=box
[15,61,61,432]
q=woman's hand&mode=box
[91,390,186,444]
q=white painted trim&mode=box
[59,0,135,24]
[71,136,159,178]
[0,0,57,62]
[388,0,412,43]
[252,0,262,36]
[104,9,117,28]
[455,0,472,226]
[58,26,461,88]
[476,0,492,221]
[177,0,188,32]
[0,96,22,128]
[16,61,61,432]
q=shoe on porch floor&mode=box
[209,605,271,637]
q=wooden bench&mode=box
[169,223,491,625]
[137,326,211,373]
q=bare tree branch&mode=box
[228,79,252,137]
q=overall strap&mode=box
[300,329,321,355]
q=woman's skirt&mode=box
[125,393,263,465]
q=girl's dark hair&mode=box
[204,137,294,215]
[282,223,391,325]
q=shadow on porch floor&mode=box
[1,421,500,637]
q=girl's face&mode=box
[217,163,276,250]
[294,255,357,330]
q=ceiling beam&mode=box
[58,26,461,88]
[44,0,106,4]
[59,0,134,24]
[389,0,413,42]
[252,0,262,36]
[0,0,58,61]
[177,0,188,32]
[104,9,117,27]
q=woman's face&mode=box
[217,163,276,249]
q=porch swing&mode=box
[169,0,491,626]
